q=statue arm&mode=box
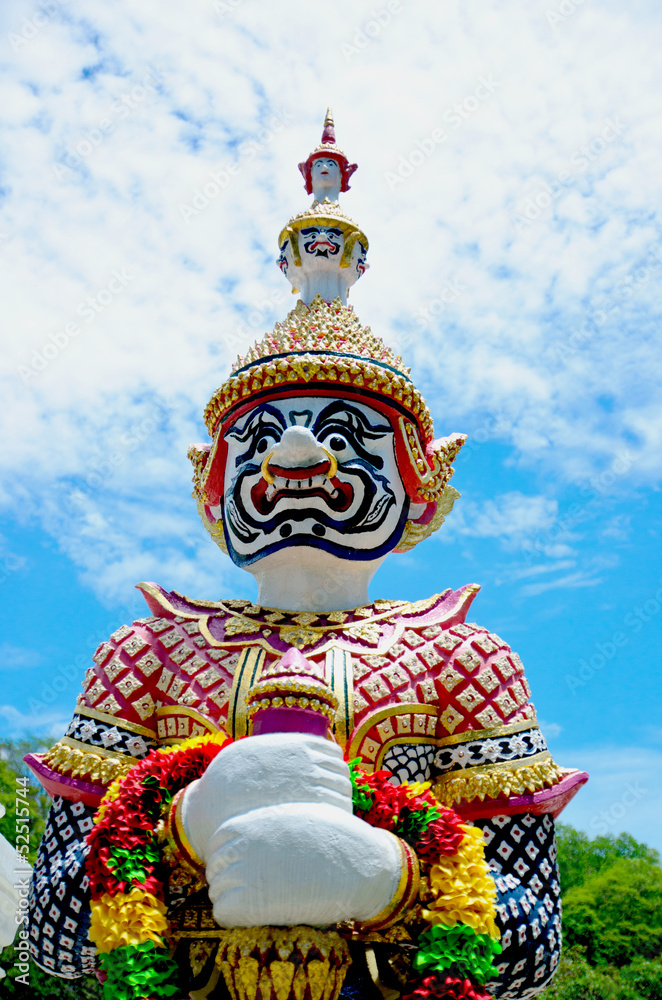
[426,628,587,999]
[23,617,170,979]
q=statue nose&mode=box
[269,427,327,470]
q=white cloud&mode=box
[0,0,660,599]
[444,492,559,542]
[0,703,68,740]
[557,745,662,853]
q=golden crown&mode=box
[203,296,434,442]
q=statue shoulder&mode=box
[349,609,536,765]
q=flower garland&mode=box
[349,761,501,1000]
[86,738,500,1000]
[86,731,231,1000]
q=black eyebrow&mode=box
[225,404,287,442]
[312,401,392,435]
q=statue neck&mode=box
[246,548,385,612]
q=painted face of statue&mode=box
[310,157,342,202]
[221,397,410,568]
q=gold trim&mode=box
[395,485,461,553]
[227,647,267,739]
[375,735,446,772]
[156,706,219,731]
[60,736,135,761]
[358,836,419,932]
[171,930,226,940]
[434,717,539,749]
[433,755,564,806]
[135,581,202,620]
[347,704,437,763]
[325,646,354,751]
[76,704,158,738]
[42,741,135,786]
[260,451,275,484]
[372,719,541,770]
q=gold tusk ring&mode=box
[322,448,338,480]
[261,452,275,485]
[260,448,337,486]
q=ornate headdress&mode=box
[298,108,358,195]
[189,114,465,554]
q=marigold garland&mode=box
[86,740,501,1000]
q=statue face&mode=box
[310,157,342,200]
[300,225,343,258]
[221,396,410,567]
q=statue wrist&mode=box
[356,834,420,932]
[165,787,206,879]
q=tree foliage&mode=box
[2,737,662,999]
[562,858,662,966]
[0,738,103,998]
[0,737,51,866]
[556,823,660,892]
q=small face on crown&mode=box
[310,157,342,202]
[219,396,411,568]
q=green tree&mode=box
[556,824,660,892]
[0,737,103,998]
[619,956,662,1000]
[563,858,662,966]
[0,737,51,866]
[543,947,623,1000]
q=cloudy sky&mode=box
[1,0,660,849]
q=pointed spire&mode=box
[321,107,335,145]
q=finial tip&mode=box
[321,108,335,144]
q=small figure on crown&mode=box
[25,112,586,1000]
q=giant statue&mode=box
[25,111,587,1000]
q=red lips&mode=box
[250,462,354,515]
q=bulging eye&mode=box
[256,438,270,455]
[328,435,348,453]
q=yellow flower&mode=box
[94,777,126,824]
[157,730,230,756]
[424,822,500,939]
[89,889,169,952]
[405,781,433,799]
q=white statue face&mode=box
[310,157,342,200]
[220,396,410,568]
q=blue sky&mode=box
[0,0,660,850]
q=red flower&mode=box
[402,973,492,1000]
[414,815,465,860]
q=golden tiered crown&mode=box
[203,295,434,443]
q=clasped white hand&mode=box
[181,733,402,928]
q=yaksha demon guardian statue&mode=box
[26,111,587,1000]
